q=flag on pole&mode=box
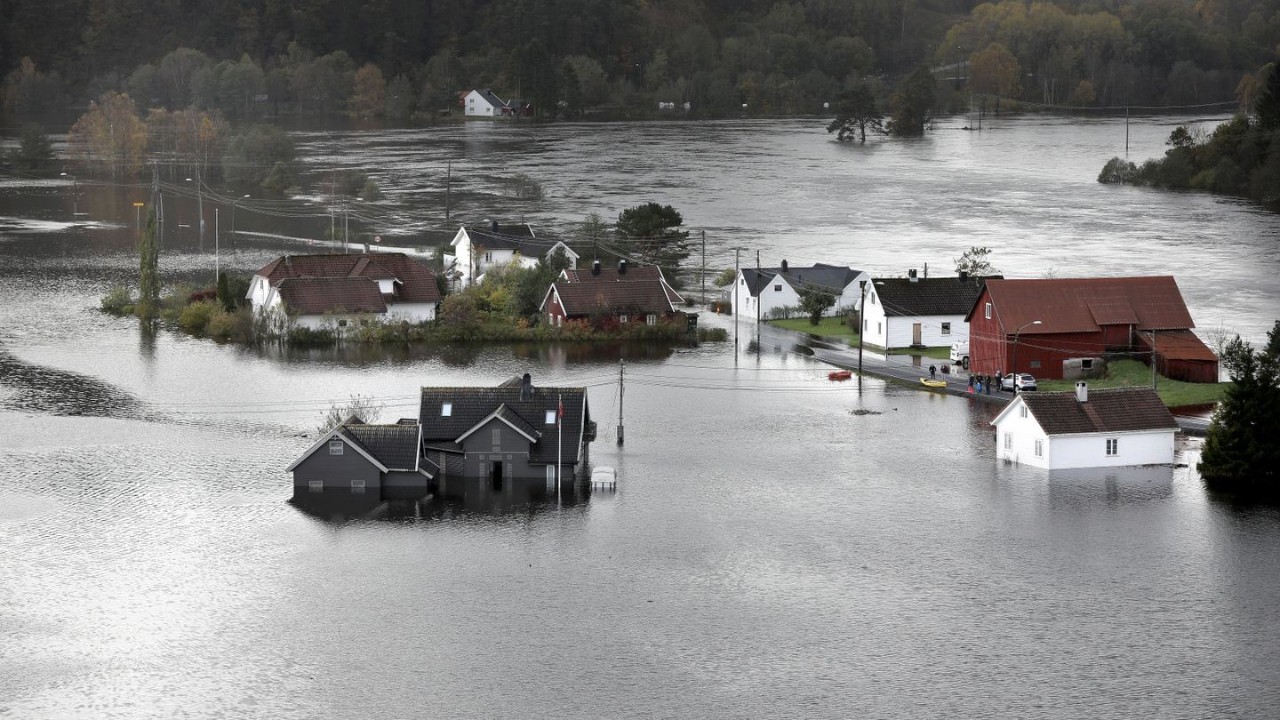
[557,396,564,422]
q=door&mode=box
[490,461,503,491]
[912,322,922,345]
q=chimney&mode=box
[521,373,533,400]
[618,259,627,275]
[781,259,788,273]
[592,259,601,275]
[490,219,499,232]
[923,262,928,278]
[908,268,918,282]
[1075,381,1088,403]
[958,270,968,283]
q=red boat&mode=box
[828,370,853,381]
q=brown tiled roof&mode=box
[1145,329,1218,362]
[974,277,1195,334]
[276,277,387,315]
[255,253,441,304]
[564,264,664,283]
[551,279,679,315]
[1020,387,1180,435]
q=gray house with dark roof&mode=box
[991,384,1179,469]
[731,261,869,322]
[419,374,595,492]
[288,418,430,500]
[861,272,996,349]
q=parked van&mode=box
[949,339,969,367]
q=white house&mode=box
[731,261,868,322]
[445,222,579,288]
[991,384,1180,470]
[463,89,510,117]
[247,253,441,330]
[861,272,992,349]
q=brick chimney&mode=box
[1075,381,1088,403]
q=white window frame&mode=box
[308,480,323,493]
[985,302,992,319]
[442,402,452,417]
[646,314,656,325]
[619,314,628,323]
[545,410,556,424]
[1106,438,1119,456]
[491,428,501,445]
[774,284,782,292]
[941,322,951,335]
[1019,405,1027,418]
[329,440,344,455]
[351,478,365,495]
[1004,433,1013,450]
[1034,439,1043,457]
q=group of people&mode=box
[926,364,1004,394]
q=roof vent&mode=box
[1076,381,1088,403]
[781,259,788,272]
[490,219,499,232]
[908,268,918,282]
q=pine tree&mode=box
[216,271,233,312]
[1198,320,1280,496]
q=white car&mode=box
[949,340,970,367]
[1000,373,1038,392]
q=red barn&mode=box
[964,276,1218,383]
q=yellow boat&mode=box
[920,378,947,388]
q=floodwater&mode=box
[2,116,1280,718]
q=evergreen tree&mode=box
[137,207,160,320]
[616,203,691,288]
[1255,63,1280,132]
[826,85,883,143]
[798,286,835,325]
[216,271,233,312]
[1198,320,1280,496]
[887,65,935,137]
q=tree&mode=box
[1254,62,1280,132]
[713,268,737,286]
[138,207,160,320]
[351,63,386,119]
[968,43,1021,104]
[1198,321,1280,496]
[10,124,54,174]
[616,203,691,287]
[887,65,935,137]
[67,91,148,178]
[317,394,384,434]
[826,84,883,143]
[798,286,835,325]
[216,271,233,312]
[222,125,296,192]
[954,246,999,276]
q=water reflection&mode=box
[264,339,677,368]
[0,344,143,418]
[290,476,591,523]
[1046,465,1175,508]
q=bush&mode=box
[1097,156,1137,184]
[101,285,135,315]
[179,300,219,334]
[289,326,337,346]
[205,309,240,341]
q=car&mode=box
[1001,373,1037,392]
[949,340,970,367]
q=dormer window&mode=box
[545,410,556,424]
[442,402,452,417]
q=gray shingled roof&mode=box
[419,380,590,465]
[870,276,995,317]
[340,423,419,470]
[1019,387,1180,435]
[742,263,863,297]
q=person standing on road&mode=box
[929,364,937,379]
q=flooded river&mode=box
[1,116,1279,718]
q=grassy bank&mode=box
[768,317,860,342]
[887,346,951,360]
[1038,359,1225,407]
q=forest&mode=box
[3,0,1280,125]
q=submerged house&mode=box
[288,418,430,499]
[731,261,869,322]
[541,259,685,327]
[444,222,579,288]
[991,383,1179,469]
[248,253,442,329]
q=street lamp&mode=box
[1011,319,1042,393]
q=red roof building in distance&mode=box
[248,252,442,329]
[540,260,685,327]
[964,276,1218,383]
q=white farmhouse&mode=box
[861,272,992,349]
[991,384,1179,470]
[463,89,510,117]
[731,260,868,322]
[247,253,441,330]
[445,222,578,288]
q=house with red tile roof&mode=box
[964,276,1217,383]
[248,252,441,329]
[991,383,1179,469]
[539,260,684,327]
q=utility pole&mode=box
[445,159,452,222]
[701,230,706,306]
[755,250,761,328]
[734,248,740,368]
[196,169,204,249]
[617,359,625,446]
[1125,105,1130,157]
[858,280,867,385]
[214,208,220,281]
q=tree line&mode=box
[5,0,1280,126]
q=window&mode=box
[1019,405,1028,418]
[870,293,876,305]
[545,410,556,424]
[1004,433,1013,449]
[1029,360,1041,369]
[941,322,951,335]
[442,402,452,416]
[619,314,629,323]
[1106,438,1118,456]
[646,314,656,325]
[985,302,992,319]
[308,480,323,493]
[1081,359,1093,370]
[863,318,867,331]
[491,429,501,446]
[1034,439,1043,457]
[329,440,344,455]
[546,465,556,483]
[351,479,365,495]
[877,322,882,334]
[774,284,782,292]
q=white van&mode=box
[949,339,969,367]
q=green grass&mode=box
[1038,359,1226,407]
[887,346,952,360]
[768,317,860,342]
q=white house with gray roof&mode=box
[731,261,869,322]
[861,272,994,349]
[463,89,510,117]
[445,221,579,288]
